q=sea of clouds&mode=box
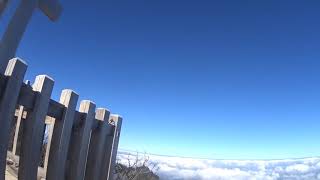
[117,151,320,180]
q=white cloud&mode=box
[285,164,310,173]
[117,152,320,180]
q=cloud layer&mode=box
[117,152,320,180]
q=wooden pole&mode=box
[46,89,78,180]
[66,100,96,180]
[107,115,123,180]
[12,106,24,155]
[0,0,39,73]
[18,75,54,180]
[0,58,27,180]
[85,108,112,180]
[43,117,55,172]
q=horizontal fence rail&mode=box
[0,58,123,180]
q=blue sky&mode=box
[2,0,320,159]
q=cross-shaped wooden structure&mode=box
[0,0,9,18]
[0,0,62,73]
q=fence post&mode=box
[0,58,27,180]
[107,115,123,180]
[18,75,54,180]
[85,108,112,180]
[46,89,78,180]
[67,100,95,180]
[99,115,123,180]
[99,126,115,180]
[44,117,54,172]
[12,106,24,155]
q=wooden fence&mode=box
[0,58,122,180]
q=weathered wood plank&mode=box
[16,82,34,110]
[16,83,63,119]
[107,115,123,180]
[18,75,54,180]
[85,108,112,180]
[46,90,78,180]
[15,80,66,120]
[47,99,64,120]
[0,58,27,180]
[66,100,96,180]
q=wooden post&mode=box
[99,127,115,180]
[66,100,96,180]
[46,89,78,180]
[107,115,123,180]
[99,115,122,180]
[0,58,27,180]
[12,106,24,155]
[85,108,112,180]
[44,117,54,171]
[18,75,54,180]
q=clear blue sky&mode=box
[2,0,320,159]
